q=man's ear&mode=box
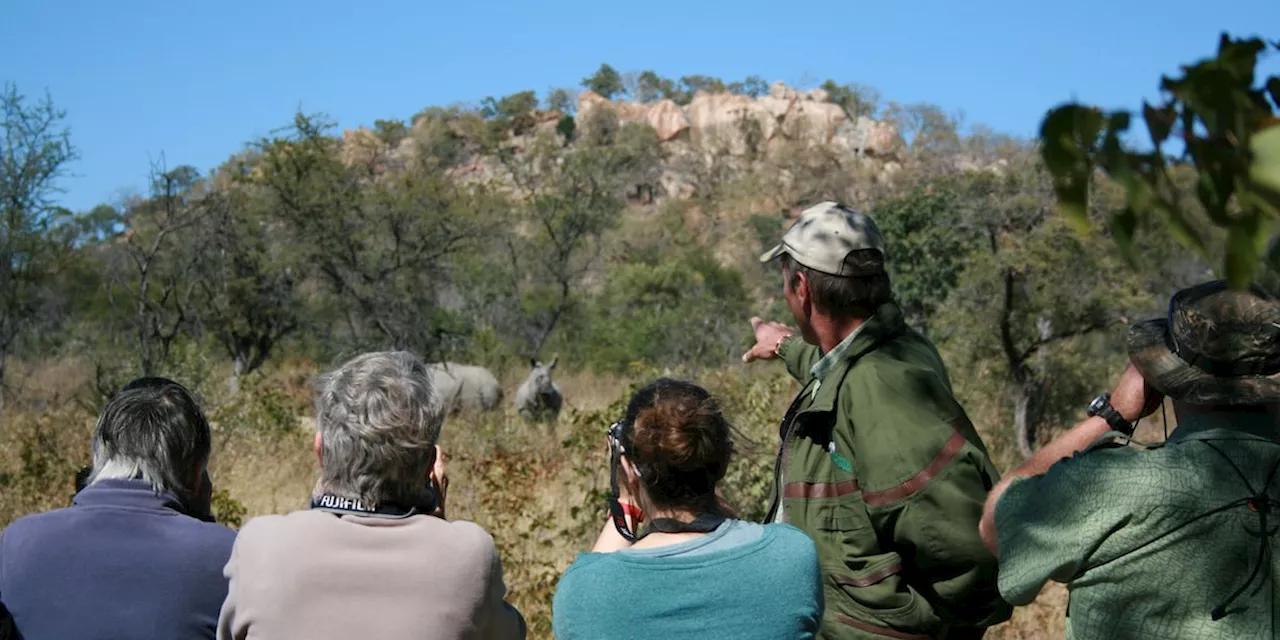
[794,270,810,305]
[423,445,438,482]
[314,431,323,466]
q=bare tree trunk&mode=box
[228,351,247,394]
[532,280,571,356]
[1013,383,1035,459]
[137,289,152,377]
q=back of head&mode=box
[762,201,893,319]
[1129,279,1280,413]
[314,351,444,507]
[780,251,892,319]
[621,378,734,513]
[90,377,211,496]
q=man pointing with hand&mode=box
[744,201,1011,640]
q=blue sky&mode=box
[3,0,1277,213]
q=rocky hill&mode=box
[576,81,905,199]
[337,81,910,205]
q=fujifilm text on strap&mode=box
[310,493,421,519]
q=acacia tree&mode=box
[728,75,769,98]
[481,90,540,136]
[821,80,881,119]
[0,84,76,402]
[106,163,207,377]
[493,108,662,356]
[584,203,750,375]
[631,71,676,103]
[194,165,302,381]
[581,64,625,99]
[869,185,977,335]
[888,102,965,172]
[938,159,1160,457]
[252,113,491,358]
[545,88,576,115]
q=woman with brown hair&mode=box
[552,378,822,639]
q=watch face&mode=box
[1088,395,1106,415]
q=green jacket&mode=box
[764,302,1012,640]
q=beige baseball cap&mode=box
[759,201,887,276]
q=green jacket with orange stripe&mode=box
[763,302,1012,640]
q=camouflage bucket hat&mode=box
[1128,280,1280,405]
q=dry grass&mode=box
[0,357,1069,639]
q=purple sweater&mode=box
[0,478,236,639]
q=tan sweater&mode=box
[216,510,525,640]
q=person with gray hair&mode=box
[217,350,526,640]
[0,376,236,640]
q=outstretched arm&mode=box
[741,317,820,382]
[979,363,1163,555]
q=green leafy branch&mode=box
[1039,34,1280,287]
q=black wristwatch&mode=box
[1087,393,1134,436]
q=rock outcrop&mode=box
[333,81,913,203]
[576,81,905,163]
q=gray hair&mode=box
[90,377,211,496]
[314,351,445,507]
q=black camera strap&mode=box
[646,512,727,534]
[607,432,639,541]
[310,493,422,520]
[606,419,730,540]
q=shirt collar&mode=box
[73,477,190,514]
[808,319,869,398]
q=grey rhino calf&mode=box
[515,357,562,423]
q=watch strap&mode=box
[1091,393,1134,436]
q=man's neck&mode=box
[812,314,866,354]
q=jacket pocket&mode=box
[823,551,943,637]
[808,499,873,545]
[827,552,917,615]
[810,503,943,637]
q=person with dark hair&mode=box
[981,280,1280,638]
[0,376,235,640]
[744,201,1011,639]
[552,378,823,639]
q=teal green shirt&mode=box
[995,412,1280,639]
[552,521,823,639]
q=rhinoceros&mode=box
[515,357,562,423]
[427,362,503,414]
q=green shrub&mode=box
[584,248,749,372]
